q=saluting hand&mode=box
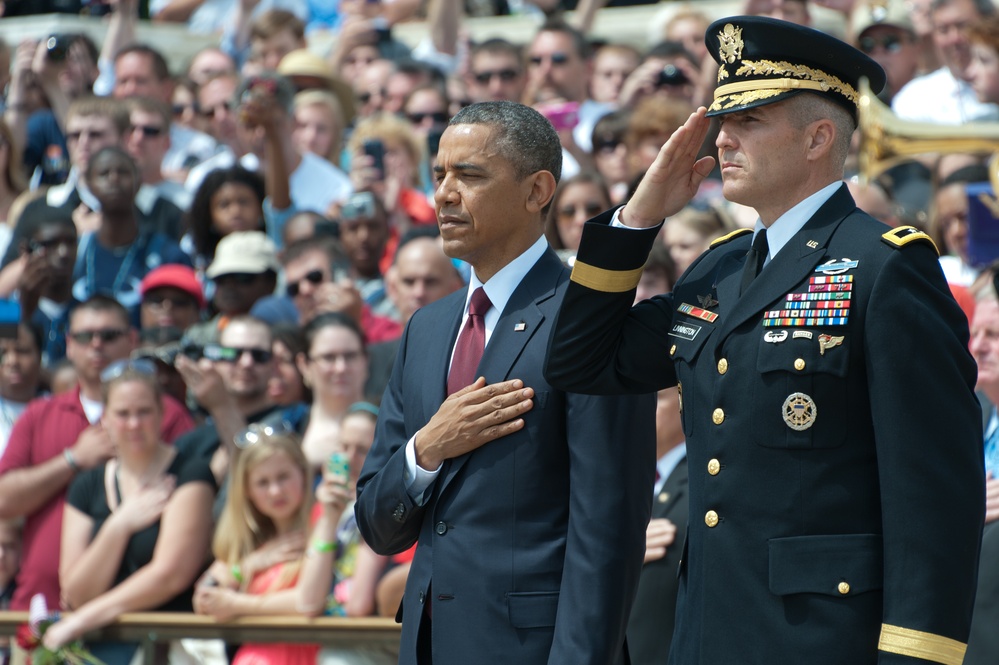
[621,107,716,228]
[415,377,534,471]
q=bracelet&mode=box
[310,540,336,554]
[63,448,80,472]
[230,564,244,584]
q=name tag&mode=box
[669,322,702,341]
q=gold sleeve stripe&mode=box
[878,624,966,665]
[570,260,644,293]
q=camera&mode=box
[45,35,71,63]
[657,64,689,87]
[341,192,378,221]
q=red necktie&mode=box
[447,287,492,395]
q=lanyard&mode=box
[84,232,148,297]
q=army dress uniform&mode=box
[545,16,984,665]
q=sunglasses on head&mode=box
[529,52,570,67]
[233,419,296,449]
[472,68,520,84]
[286,269,325,298]
[204,345,274,364]
[69,328,129,345]
[859,34,905,54]
[100,358,157,383]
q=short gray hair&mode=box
[786,93,856,168]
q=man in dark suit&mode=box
[546,16,983,665]
[355,101,655,665]
[627,388,688,665]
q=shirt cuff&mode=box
[610,207,661,230]
[405,434,441,504]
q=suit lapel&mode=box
[716,187,857,341]
[439,249,565,494]
[422,292,464,425]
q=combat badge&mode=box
[792,330,813,340]
[818,334,844,355]
[783,392,817,431]
[815,258,859,275]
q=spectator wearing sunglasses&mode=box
[125,97,192,212]
[266,237,401,344]
[174,315,286,489]
[139,264,206,334]
[184,231,279,349]
[465,39,526,104]
[0,296,193,620]
[850,0,921,104]
[402,85,449,139]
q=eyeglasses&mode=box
[200,101,231,119]
[559,202,606,218]
[529,52,570,67]
[286,269,325,298]
[309,350,363,367]
[204,345,274,364]
[130,124,164,138]
[69,328,129,345]
[215,273,264,287]
[173,103,198,116]
[472,68,520,84]
[233,419,295,449]
[100,358,157,383]
[144,293,198,309]
[593,139,623,155]
[859,34,905,54]
[407,111,448,125]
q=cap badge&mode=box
[716,23,744,81]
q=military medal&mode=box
[782,392,817,431]
[815,258,859,275]
[818,334,844,355]
[678,303,719,323]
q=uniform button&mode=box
[705,510,719,527]
[435,521,448,535]
[707,458,721,475]
[712,408,725,424]
[794,358,806,371]
[717,358,728,374]
[670,344,677,356]
[838,581,850,595]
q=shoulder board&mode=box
[880,226,939,255]
[709,228,753,249]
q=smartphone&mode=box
[539,101,580,133]
[328,452,350,482]
[341,192,378,221]
[363,139,386,176]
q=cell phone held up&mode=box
[363,139,386,177]
[538,101,580,133]
[328,452,350,484]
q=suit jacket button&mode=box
[705,510,719,527]
[435,521,448,535]
[717,358,728,374]
[707,458,721,475]
[419,591,425,604]
[712,408,725,425]
[393,503,406,522]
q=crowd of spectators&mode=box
[0,0,995,661]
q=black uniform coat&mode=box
[545,186,984,665]
[626,456,689,665]
[355,247,656,665]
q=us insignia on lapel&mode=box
[678,303,719,323]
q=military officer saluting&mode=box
[546,16,984,665]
